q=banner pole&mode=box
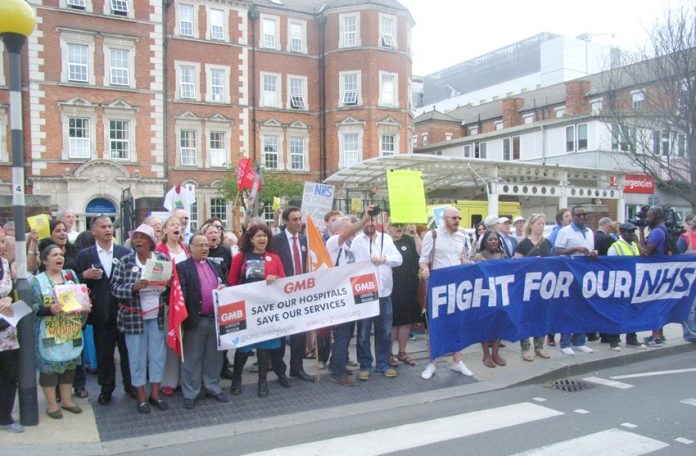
[313,331,320,383]
[179,325,185,363]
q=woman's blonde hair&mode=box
[523,214,546,238]
[160,215,182,243]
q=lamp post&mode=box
[0,0,38,426]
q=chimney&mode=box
[565,80,591,115]
[502,98,524,128]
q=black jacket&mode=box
[272,230,307,277]
[76,243,130,325]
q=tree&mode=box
[217,170,305,207]
[602,4,696,211]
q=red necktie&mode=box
[292,235,302,275]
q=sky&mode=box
[399,0,684,76]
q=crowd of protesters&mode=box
[0,201,695,432]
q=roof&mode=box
[413,110,460,123]
[251,0,411,17]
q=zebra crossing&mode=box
[242,396,693,456]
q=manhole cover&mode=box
[545,379,593,392]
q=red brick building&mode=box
[0,0,413,230]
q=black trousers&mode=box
[0,349,18,425]
[279,332,307,375]
[93,322,133,394]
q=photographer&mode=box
[640,206,668,346]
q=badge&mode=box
[265,256,272,262]
[301,245,306,252]
[112,258,119,264]
[401,246,407,251]
[132,266,139,273]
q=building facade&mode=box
[0,0,413,231]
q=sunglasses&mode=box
[446,216,462,220]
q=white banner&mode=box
[300,182,335,231]
[213,261,380,349]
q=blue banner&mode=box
[427,255,696,359]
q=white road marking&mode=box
[679,398,696,407]
[533,397,547,402]
[675,437,694,445]
[621,423,638,428]
[511,428,669,455]
[610,368,696,380]
[583,376,634,389]
[573,409,590,414]
[241,402,563,456]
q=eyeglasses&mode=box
[446,216,462,220]
[574,213,587,218]
[191,243,209,248]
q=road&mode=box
[128,351,695,455]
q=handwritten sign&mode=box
[301,182,335,231]
[386,170,427,224]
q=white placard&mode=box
[300,182,335,231]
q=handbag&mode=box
[417,229,437,310]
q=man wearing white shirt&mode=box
[350,214,402,380]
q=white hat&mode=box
[132,223,158,248]
[499,217,511,224]
[513,216,525,224]
[483,215,499,228]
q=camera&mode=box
[628,205,649,227]
[367,205,381,217]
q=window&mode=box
[342,132,360,167]
[179,65,196,99]
[555,106,566,118]
[503,137,520,160]
[422,133,429,146]
[340,14,359,48]
[289,136,305,170]
[474,142,486,159]
[523,113,534,124]
[495,121,504,131]
[591,98,603,114]
[289,21,305,53]
[180,130,197,165]
[469,126,479,135]
[653,130,670,156]
[263,203,274,226]
[68,118,90,158]
[110,0,128,16]
[379,72,397,107]
[464,144,471,157]
[566,125,575,152]
[379,15,396,48]
[289,76,306,109]
[210,68,225,102]
[577,124,588,150]
[209,131,226,167]
[632,91,645,111]
[677,134,687,158]
[261,16,279,49]
[262,73,280,107]
[209,8,225,40]
[411,135,418,149]
[611,124,636,152]
[109,48,129,86]
[445,133,453,141]
[66,0,87,9]
[109,120,130,160]
[68,44,89,82]
[263,135,279,169]
[381,134,396,156]
[189,196,199,231]
[179,4,194,37]
[210,198,228,227]
[341,71,360,106]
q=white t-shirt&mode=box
[326,235,354,266]
[420,227,469,270]
[163,186,195,216]
[349,231,402,297]
[554,223,594,256]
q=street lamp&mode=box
[0,0,38,426]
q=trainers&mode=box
[318,362,327,370]
[1,422,24,433]
[329,374,356,386]
[421,363,436,380]
[560,347,575,355]
[610,345,622,352]
[644,336,663,346]
[346,358,359,367]
[626,339,646,349]
[380,368,398,378]
[575,345,593,353]
[357,370,370,381]
[450,361,473,376]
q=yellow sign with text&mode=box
[27,214,51,240]
[386,170,427,224]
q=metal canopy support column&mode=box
[558,171,569,209]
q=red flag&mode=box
[167,261,188,357]
[237,158,257,192]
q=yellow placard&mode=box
[57,291,82,313]
[272,196,281,211]
[350,198,363,213]
[386,170,428,224]
[27,214,51,239]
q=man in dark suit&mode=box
[76,215,134,405]
[177,233,230,409]
[272,207,314,382]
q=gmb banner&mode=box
[427,255,696,360]
[213,261,380,349]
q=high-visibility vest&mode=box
[680,231,696,254]
[612,239,639,256]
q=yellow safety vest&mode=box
[612,239,639,256]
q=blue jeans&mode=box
[356,297,393,373]
[560,333,586,349]
[124,319,165,387]
[330,321,355,377]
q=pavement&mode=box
[2,323,695,456]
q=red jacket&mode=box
[228,250,285,286]
[155,242,190,261]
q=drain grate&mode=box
[545,379,593,392]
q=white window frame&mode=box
[566,125,575,152]
[523,113,534,124]
[380,133,396,156]
[208,130,227,167]
[205,64,230,103]
[103,36,136,89]
[63,0,92,12]
[60,31,97,85]
[176,61,200,101]
[260,14,280,50]
[287,75,308,110]
[445,133,453,141]
[632,90,645,111]
[209,198,229,227]
[207,7,227,41]
[261,72,281,108]
[469,126,478,135]
[287,20,307,54]
[503,136,520,161]
[379,71,398,108]
[179,129,199,166]
[555,106,566,118]
[107,119,131,160]
[184,182,199,231]
[379,13,397,48]
[340,131,362,168]
[339,13,360,48]
[495,121,504,131]
[105,0,133,18]
[103,104,137,162]
[474,142,487,159]
[340,70,361,107]
[0,46,4,86]
[0,109,6,162]
[176,2,198,39]
[590,98,603,114]
[60,101,97,160]
[422,133,429,146]
[262,134,281,170]
[67,117,92,159]
[288,135,307,171]
[577,123,588,151]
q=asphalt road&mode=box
[127,351,695,455]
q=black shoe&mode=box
[148,396,169,411]
[277,374,292,388]
[206,391,230,403]
[290,370,315,382]
[183,398,195,409]
[137,401,151,414]
[98,392,112,405]
[230,379,242,396]
[258,381,269,398]
[220,368,235,380]
[587,333,599,342]
[124,386,138,399]
[74,388,89,399]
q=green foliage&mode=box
[217,170,305,204]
